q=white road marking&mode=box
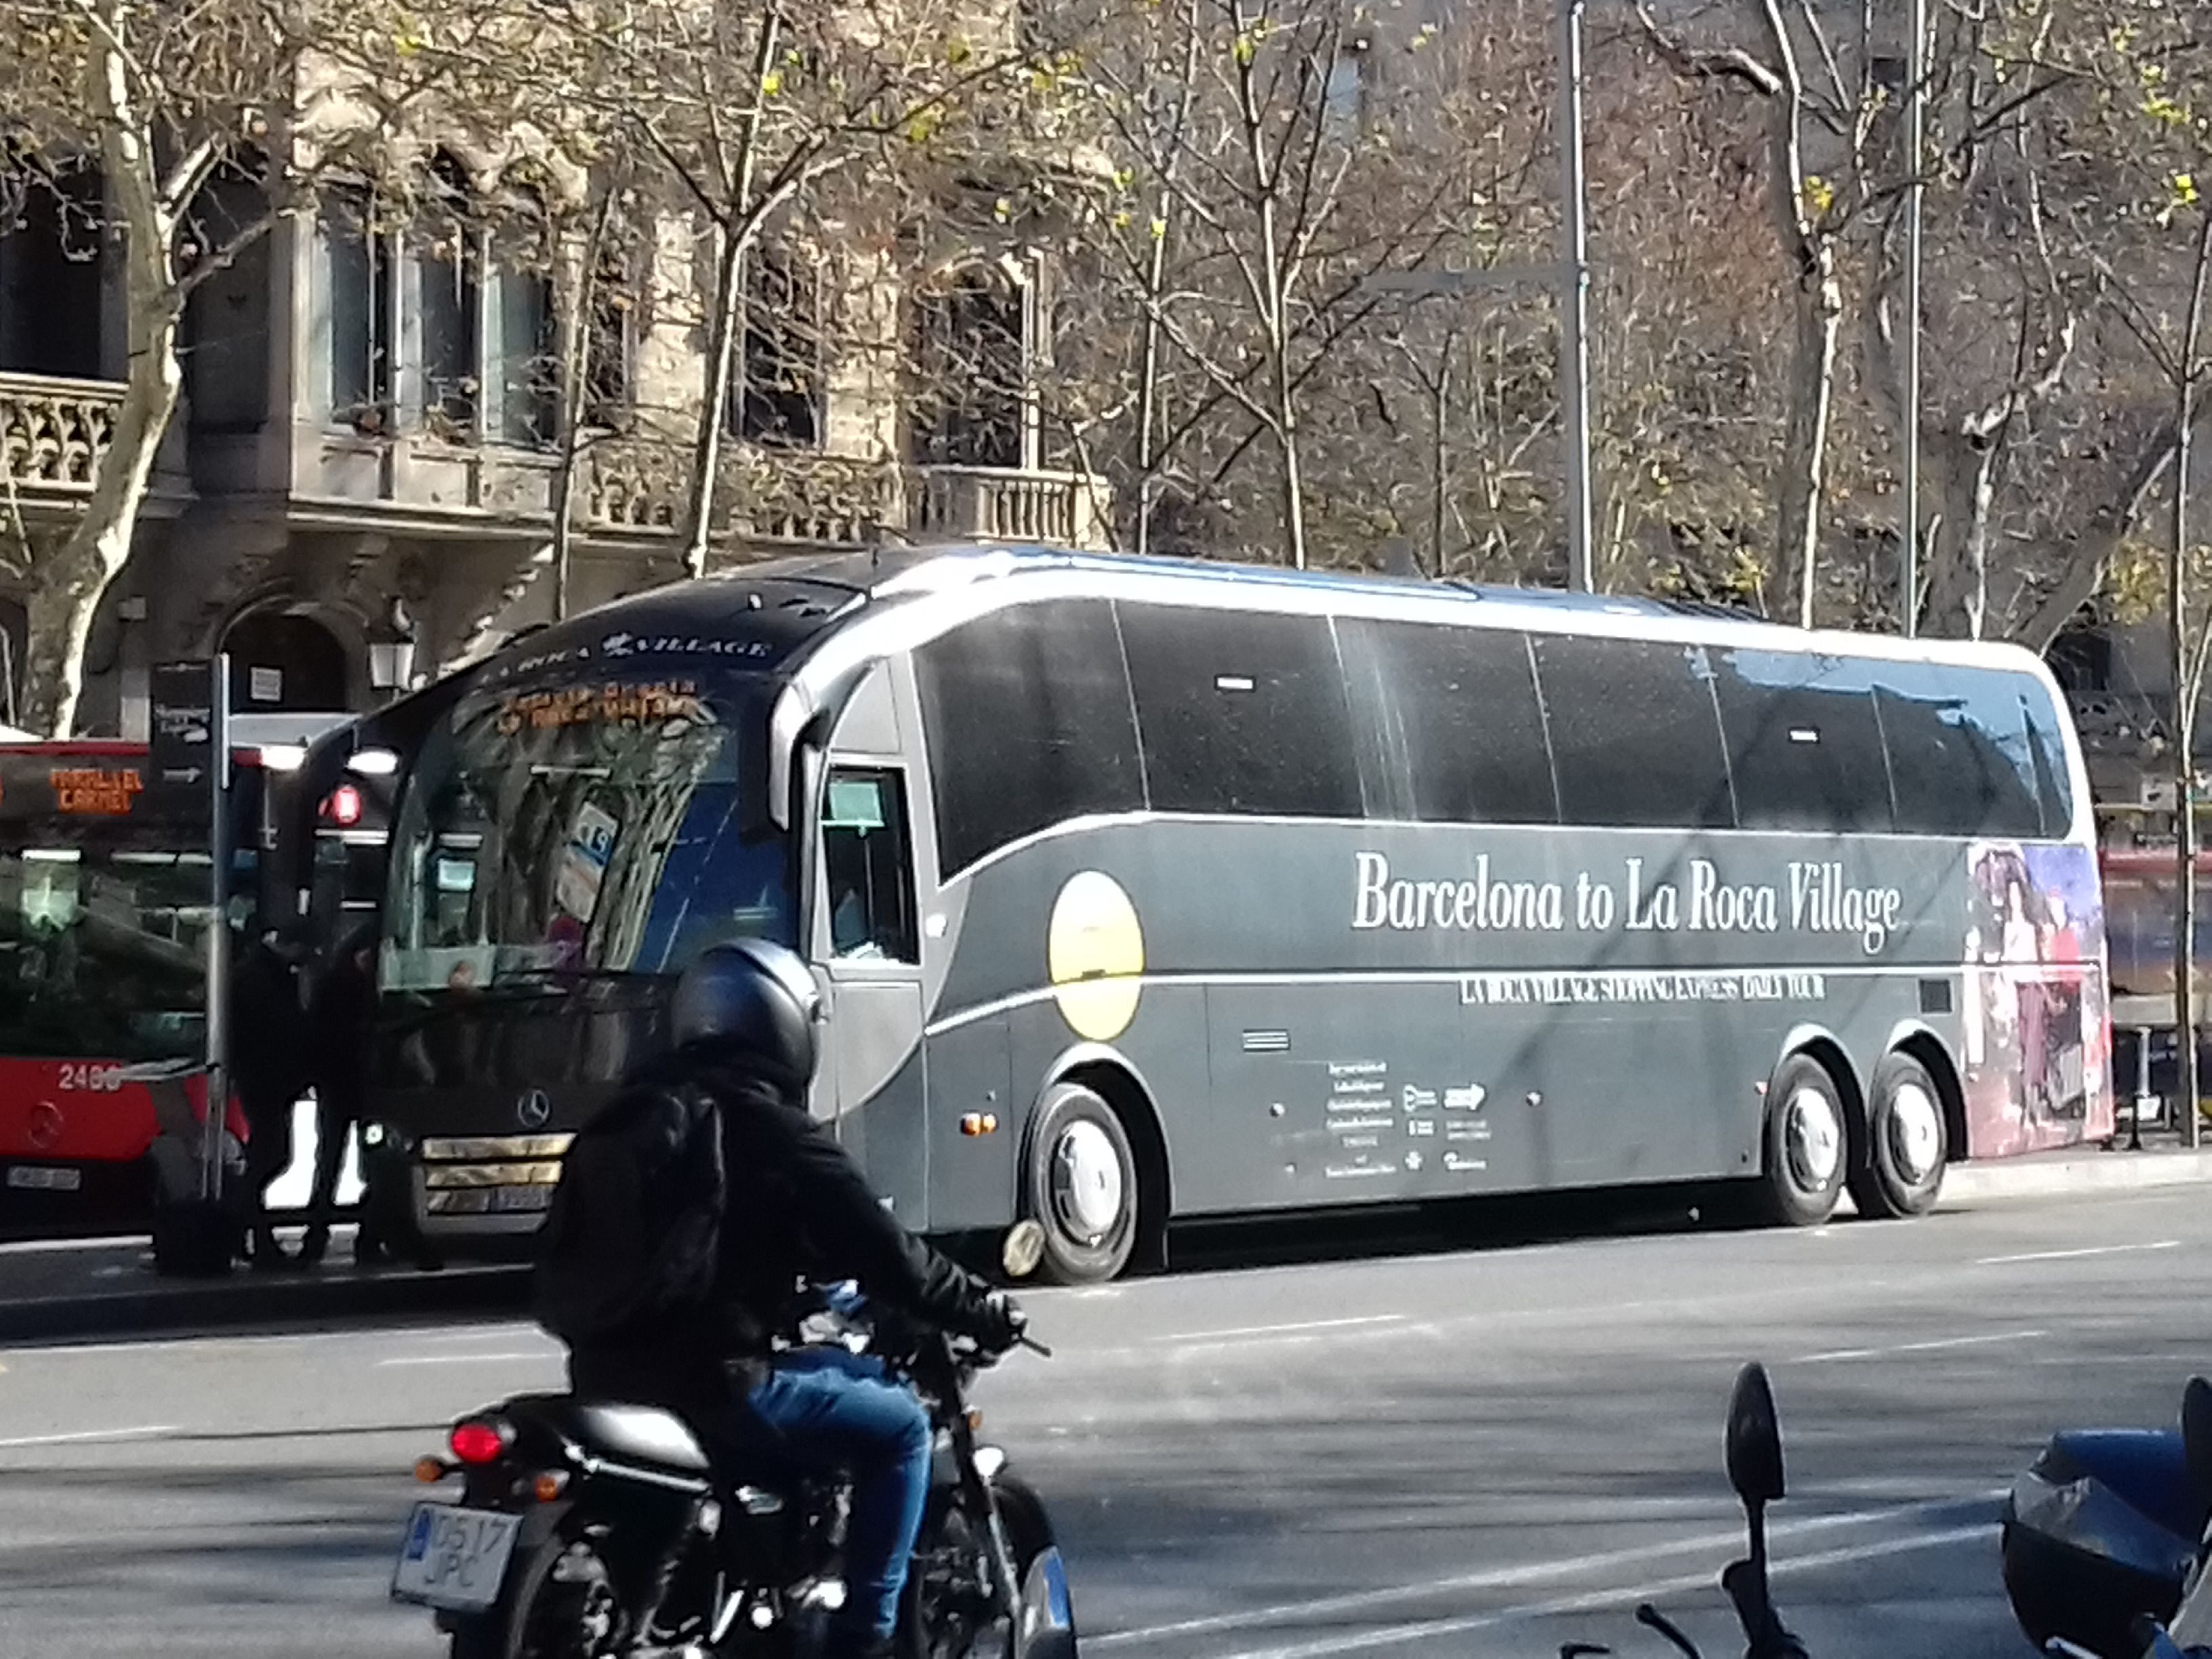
[1978,1240,2181,1266]
[1088,1490,2001,1647]
[1790,1328,2045,1364]
[1198,1521,1994,1659]
[1153,1315,1407,1345]
[376,1352,555,1368]
[0,1424,177,1449]
[7,1317,531,1361]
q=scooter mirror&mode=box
[2182,1376,2212,1493]
[1725,1362,1786,1507]
[1002,1220,1047,1281]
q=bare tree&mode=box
[0,0,348,731]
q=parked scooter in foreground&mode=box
[2005,1375,2212,1659]
[390,1221,1074,1659]
[1565,1361,1808,1659]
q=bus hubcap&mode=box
[1786,1088,1841,1190]
[1052,1121,1125,1242]
[1888,1082,1942,1183]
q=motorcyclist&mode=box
[533,937,1025,1659]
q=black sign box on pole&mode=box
[150,659,218,827]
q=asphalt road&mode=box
[0,1189,2203,1659]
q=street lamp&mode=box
[367,597,418,696]
[367,638,416,693]
[1359,0,1595,592]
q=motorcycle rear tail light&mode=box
[449,1419,512,1465]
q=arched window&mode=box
[183,149,273,433]
[415,150,480,434]
[0,152,104,378]
[909,265,1027,470]
[731,242,823,449]
[321,175,391,431]
[222,610,351,712]
[487,178,556,447]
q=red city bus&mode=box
[0,731,381,1230]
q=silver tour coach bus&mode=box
[357,545,2112,1281]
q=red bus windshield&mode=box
[0,845,212,1062]
[0,743,245,1065]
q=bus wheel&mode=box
[1757,1055,1847,1227]
[1024,1084,1139,1284]
[1848,1052,1948,1219]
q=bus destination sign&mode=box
[51,766,144,816]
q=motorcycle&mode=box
[2005,1375,2212,1659]
[1565,1360,1808,1659]
[390,1220,1075,1659]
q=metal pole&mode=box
[1901,0,1925,637]
[202,655,232,1202]
[1558,0,1595,594]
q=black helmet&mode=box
[669,938,821,1086]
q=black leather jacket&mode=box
[535,1053,994,1410]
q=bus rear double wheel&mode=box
[1022,1084,1139,1285]
[1847,1051,1948,1220]
[1757,1050,1948,1227]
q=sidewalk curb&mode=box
[1941,1147,2212,1207]
[0,1263,529,1345]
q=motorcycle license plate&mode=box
[390,1502,520,1612]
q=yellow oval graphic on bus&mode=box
[1048,871,1145,1042]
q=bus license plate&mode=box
[7,1166,81,1192]
[390,1503,520,1612]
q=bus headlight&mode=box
[363,1122,387,1148]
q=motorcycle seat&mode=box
[508,1393,713,1474]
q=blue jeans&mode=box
[740,1346,933,1641]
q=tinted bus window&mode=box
[916,599,1146,875]
[1340,618,1557,825]
[1118,603,1363,819]
[1713,651,1893,833]
[1532,634,1735,830]
[2021,678,2078,838]
[1870,663,2044,838]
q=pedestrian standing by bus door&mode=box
[300,922,378,1267]
[231,932,312,1269]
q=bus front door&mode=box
[813,764,930,1227]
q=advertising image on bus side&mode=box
[354,545,2110,1282]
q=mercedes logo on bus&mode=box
[516,1089,552,1129]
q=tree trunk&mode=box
[22,18,184,736]
[1744,0,1835,629]
[1230,22,1307,571]
[1134,0,1202,562]
[553,181,622,619]
[2171,207,2212,1151]
[1432,335,1452,575]
[682,215,748,579]
[1778,243,1840,628]
[677,7,783,580]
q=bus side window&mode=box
[1531,634,1736,830]
[821,769,919,965]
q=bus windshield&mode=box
[383,676,794,994]
[0,847,212,1061]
